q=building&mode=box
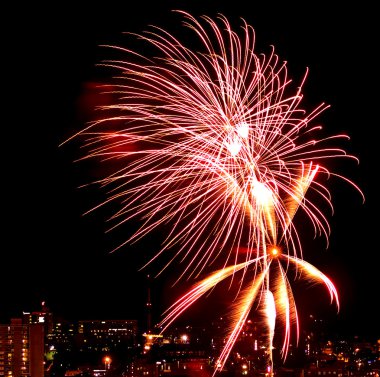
[77,319,138,352]
[0,318,44,377]
[22,301,54,336]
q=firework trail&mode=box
[65,10,363,374]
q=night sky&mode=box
[3,1,378,340]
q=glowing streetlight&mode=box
[104,356,111,371]
[181,334,188,343]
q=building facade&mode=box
[0,318,44,377]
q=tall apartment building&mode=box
[23,301,54,336]
[0,318,44,377]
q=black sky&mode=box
[3,1,378,339]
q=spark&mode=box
[65,10,363,374]
[156,248,339,372]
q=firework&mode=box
[65,10,362,374]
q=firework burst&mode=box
[65,10,362,374]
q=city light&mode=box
[103,356,111,370]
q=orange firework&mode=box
[65,10,363,374]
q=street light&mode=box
[104,356,111,372]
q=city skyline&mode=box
[3,304,377,377]
[3,0,378,345]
